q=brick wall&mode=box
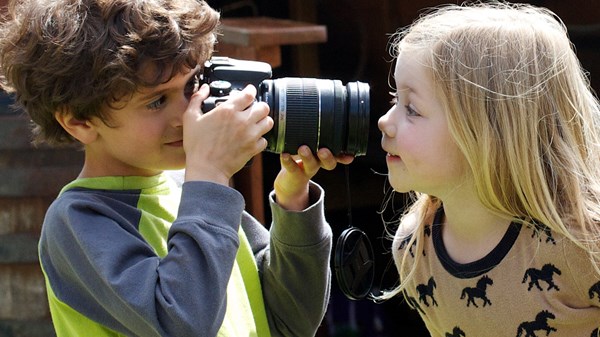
[0,101,82,336]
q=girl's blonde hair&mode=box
[381,2,600,300]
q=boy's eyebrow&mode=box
[132,67,202,103]
[134,87,168,103]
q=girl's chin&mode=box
[386,167,412,193]
[388,182,410,193]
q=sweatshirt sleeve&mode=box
[259,181,333,337]
[39,181,244,337]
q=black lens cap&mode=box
[334,227,375,300]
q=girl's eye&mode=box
[147,96,166,110]
[405,104,420,117]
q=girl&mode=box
[377,2,600,336]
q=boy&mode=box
[0,0,352,336]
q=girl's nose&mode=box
[378,108,396,137]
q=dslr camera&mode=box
[201,57,370,156]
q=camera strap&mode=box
[334,165,378,301]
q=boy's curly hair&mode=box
[0,0,220,145]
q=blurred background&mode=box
[0,0,598,336]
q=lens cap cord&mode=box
[334,166,379,301]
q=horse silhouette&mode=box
[446,326,466,337]
[398,236,417,258]
[404,292,426,315]
[589,281,600,302]
[417,276,438,307]
[460,275,493,307]
[516,310,556,337]
[398,226,430,257]
[530,222,556,244]
[522,263,561,291]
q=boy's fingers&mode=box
[256,137,268,152]
[297,146,319,170]
[250,102,271,124]
[280,153,300,173]
[335,155,355,165]
[316,148,354,170]
[197,83,210,99]
[186,84,209,118]
[229,85,257,111]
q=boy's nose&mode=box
[171,96,190,127]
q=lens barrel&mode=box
[258,78,370,156]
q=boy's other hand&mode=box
[274,146,354,211]
[183,83,273,185]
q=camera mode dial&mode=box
[209,80,232,97]
[202,81,233,112]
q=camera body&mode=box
[201,57,272,111]
[201,56,370,156]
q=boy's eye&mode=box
[184,73,200,99]
[147,96,166,110]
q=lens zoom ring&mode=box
[284,80,319,153]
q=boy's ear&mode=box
[54,108,98,145]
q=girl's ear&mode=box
[54,108,98,145]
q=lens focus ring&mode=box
[280,78,320,153]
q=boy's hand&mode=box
[183,84,273,185]
[274,145,354,211]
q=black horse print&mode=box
[530,222,556,245]
[522,263,561,291]
[398,235,417,258]
[460,275,493,307]
[589,281,600,302]
[422,224,431,256]
[417,276,438,307]
[404,292,426,315]
[516,310,557,337]
[446,326,466,337]
[398,226,430,257]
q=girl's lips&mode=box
[386,152,401,161]
[165,140,183,147]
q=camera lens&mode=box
[258,78,370,156]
